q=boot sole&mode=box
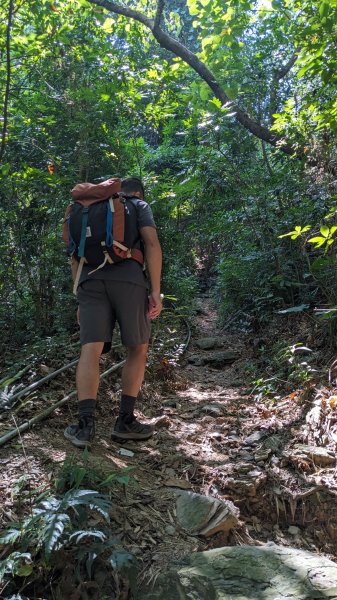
[64,428,92,449]
[111,430,153,441]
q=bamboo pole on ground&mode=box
[8,359,79,402]
[0,364,32,389]
[2,343,123,403]
[0,360,126,447]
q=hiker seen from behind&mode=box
[63,176,162,448]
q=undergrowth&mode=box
[0,452,135,600]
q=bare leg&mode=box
[121,344,148,397]
[64,342,104,448]
[76,342,104,400]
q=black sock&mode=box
[119,394,136,423]
[78,399,96,421]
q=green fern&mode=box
[42,512,71,558]
[0,481,134,594]
[31,489,111,558]
[0,488,112,568]
[69,529,107,544]
[0,526,21,546]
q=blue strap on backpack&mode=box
[106,201,113,247]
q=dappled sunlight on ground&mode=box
[2,296,337,597]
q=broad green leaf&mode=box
[308,236,326,247]
[320,225,329,237]
[201,36,215,49]
[279,231,296,238]
[200,85,210,101]
[0,527,21,546]
[210,97,222,109]
[279,225,311,239]
[223,6,234,21]
[0,163,10,176]
[224,86,238,100]
[278,304,310,314]
[297,64,314,77]
[171,63,181,72]
[187,0,199,15]
[308,236,325,242]
[148,68,158,79]
[16,563,34,577]
[102,17,114,32]
[319,2,330,18]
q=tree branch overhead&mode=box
[88,0,298,156]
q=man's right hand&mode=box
[148,292,163,320]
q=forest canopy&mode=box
[1,0,337,350]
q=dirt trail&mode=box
[1,296,337,597]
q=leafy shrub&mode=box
[0,461,135,598]
[55,449,133,494]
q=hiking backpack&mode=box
[63,178,144,294]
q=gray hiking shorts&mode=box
[77,279,151,349]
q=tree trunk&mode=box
[0,0,14,163]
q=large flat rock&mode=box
[283,444,336,467]
[196,337,222,350]
[175,491,239,537]
[138,544,337,599]
[188,350,240,368]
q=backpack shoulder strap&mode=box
[111,196,126,242]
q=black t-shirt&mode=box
[79,198,156,288]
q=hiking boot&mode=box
[64,416,95,449]
[111,416,154,441]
